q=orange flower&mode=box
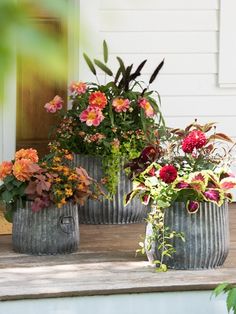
[112,98,130,113]
[65,154,73,161]
[15,148,39,163]
[89,91,107,110]
[12,159,40,182]
[0,161,13,180]
[138,98,154,118]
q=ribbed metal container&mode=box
[12,202,80,255]
[74,155,147,224]
[146,202,229,270]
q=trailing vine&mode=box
[137,204,185,272]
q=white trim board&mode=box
[218,0,236,88]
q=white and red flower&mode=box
[44,95,63,113]
[79,106,105,127]
[112,98,130,113]
[138,98,154,118]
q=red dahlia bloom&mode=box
[159,165,178,184]
[182,137,195,153]
[182,130,207,153]
[189,130,207,149]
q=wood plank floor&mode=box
[0,204,235,301]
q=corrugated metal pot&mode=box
[74,155,147,224]
[12,202,80,255]
[146,202,230,270]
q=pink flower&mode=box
[69,81,87,95]
[89,91,107,110]
[0,161,13,180]
[182,137,195,153]
[79,106,105,127]
[189,130,207,149]
[112,98,130,113]
[182,130,207,153]
[44,95,63,113]
[138,98,154,118]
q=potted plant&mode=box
[125,121,236,270]
[0,147,99,255]
[45,41,165,224]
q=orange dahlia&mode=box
[89,91,107,110]
[15,148,39,163]
[12,159,40,182]
[0,161,13,180]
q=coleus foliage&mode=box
[125,121,236,212]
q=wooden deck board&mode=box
[0,204,235,301]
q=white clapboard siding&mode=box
[101,32,217,54]
[100,11,218,32]
[143,75,236,96]
[96,54,217,74]
[100,0,219,10]
[164,117,236,137]
[161,96,236,116]
[78,0,236,196]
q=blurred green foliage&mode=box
[0,0,72,100]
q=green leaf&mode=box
[4,208,14,223]
[1,190,13,203]
[116,56,126,75]
[149,59,164,84]
[3,175,15,184]
[212,282,230,299]
[12,180,24,188]
[83,53,97,75]
[227,288,236,313]
[17,184,27,197]
[114,67,122,84]
[103,40,108,63]
[94,59,113,76]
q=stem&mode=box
[95,75,100,85]
[160,208,165,267]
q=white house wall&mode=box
[78,0,236,191]
[79,0,236,139]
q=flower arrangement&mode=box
[0,147,100,222]
[46,41,165,195]
[125,120,236,270]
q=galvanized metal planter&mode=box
[146,202,229,270]
[12,202,80,255]
[74,155,147,224]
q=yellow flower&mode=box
[53,157,61,163]
[68,174,78,181]
[65,188,73,197]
